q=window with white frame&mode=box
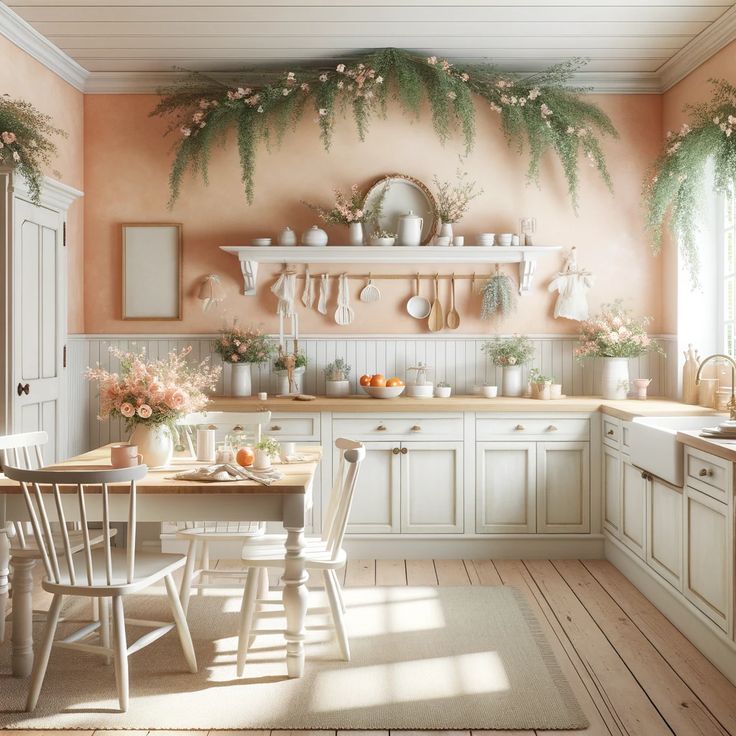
[721,181,736,357]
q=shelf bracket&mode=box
[518,253,537,295]
[239,258,258,296]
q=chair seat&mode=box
[10,528,117,559]
[175,522,263,542]
[241,537,345,570]
[42,548,186,596]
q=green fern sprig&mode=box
[480,269,515,320]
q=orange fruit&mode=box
[236,446,255,467]
[386,377,404,387]
[359,374,372,387]
[370,374,387,387]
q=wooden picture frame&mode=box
[122,223,182,320]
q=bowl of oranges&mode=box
[359,373,405,399]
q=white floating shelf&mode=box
[220,244,562,295]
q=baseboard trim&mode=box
[605,536,736,686]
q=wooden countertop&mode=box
[208,394,722,421]
[677,429,736,464]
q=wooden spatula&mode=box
[428,274,444,332]
[446,274,460,329]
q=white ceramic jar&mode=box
[397,211,424,246]
[301,225,328,246]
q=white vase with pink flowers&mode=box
[85,346,221,468]
[215,323,275,397]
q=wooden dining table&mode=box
[0,444,320,679]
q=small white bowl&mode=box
[369,236,396,246]
[435,236,451,247]
[435,386,452,398]
[482,385,498,398]
[498,233,513,247]
[362,385,405,399]
[252,237,272,246]
[406,384,434,398]
[478,233,495,246]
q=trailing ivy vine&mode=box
[151,49,617,207]
[645,78,736,288]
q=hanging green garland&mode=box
[645,78,736,288]
[152,49,617,207]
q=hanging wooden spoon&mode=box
[446,274,460,329]
[427,273,444,332]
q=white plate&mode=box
[363,174,438,246]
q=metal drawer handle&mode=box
[401,447,408,454]
[607,429,615,436]
[514,424,525,431]
[699,467,714,478]
[270,425,282,431]
[411,425,422,432]
[17,383,30,397]
[376,424,387,431]
[547,425,558,432]
[392,447,400,455]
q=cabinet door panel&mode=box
[684,487,732,632]
[476,442,535,533]
[344,441,400,534]
[537,442,590,533]
[621,458,647,558]
[603,445,621,536]
[647,477,683,590]
[401,442,463,534]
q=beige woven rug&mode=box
[0,585,587,730]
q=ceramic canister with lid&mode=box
[301,225,328,246]
[397,211,424,246]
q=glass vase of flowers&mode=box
[85,347,220,468]
[481,335,535,397]
[576,301,661,400]
[215,324,275,397]
[433,168,483,241]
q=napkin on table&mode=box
[170,464,283,486]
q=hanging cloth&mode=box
[271,270,297,317]
[302,265,314,309]
[548,248,594,321]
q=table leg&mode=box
[0,524,9,643]
[282,520,308,678]
[10,556,36,677]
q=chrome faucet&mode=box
[695,354,736,419]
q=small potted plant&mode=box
[369,229,396,247]
[254,436,281,470]
[324,358,351,397]
[433,168,483,241]
[435,381,452,398]
[481,335,535,397]
[274,349,308,395]
[481,381,499,398]
[533,373,553,401]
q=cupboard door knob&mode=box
[270,425,282,431]
[392,447,400,455]
[607,429,615,436]
[411,425,422,432]
[547,425,558,432]
[401,447,408,454]
[376,424,387,431]
[514,424,525,431]
[17,383,29,397]
[699,467,713,477]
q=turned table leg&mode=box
[11,556,36,677]
[282,495,308,678]
[0,524,9,644]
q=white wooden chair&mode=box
[235,438,365,676]
[0,431,114,640]
[3,463,197,713]
[175,411,271,615]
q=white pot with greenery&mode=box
[481,335,535,398]
[324,358,351,397]
[254,437,281,470]
[274,351,307,395]
[434,381,452,398]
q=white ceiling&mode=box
[3,1,736,93]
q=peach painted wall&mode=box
[83,92,663,335]
[660,39,736,335]
[0,35,85,332]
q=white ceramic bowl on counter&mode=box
[362,385,406,399]
[405,384,434,398]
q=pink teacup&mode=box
[111,443,143,468]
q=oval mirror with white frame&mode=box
[362,173,438,246]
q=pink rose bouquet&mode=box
[85,346,220,430]
[576,301,662,360]
[215,324,275,364]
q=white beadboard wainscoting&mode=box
[66,333,676,456]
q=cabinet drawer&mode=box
[476,417,589,441]
[685,448,731,503]
[333,415,464,440]
[266,414,320,440]
[603,417,621,448]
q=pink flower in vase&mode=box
[120,402,135,418]
[137,404,152,419]
[230,354,240,362]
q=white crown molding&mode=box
[0,2,88,92]
[659,5,736,93]
[3,166,84,210]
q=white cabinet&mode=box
[345,441,401,534]
[476,442,536,533]
[537,442,590,533]
[647,477,683,590]
[621,457,647,558]
[603,444,622,536]
[401,442,463,533]
[684,486,733,633]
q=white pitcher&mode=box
[397,210,424,246]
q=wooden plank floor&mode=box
[3,559,736,736]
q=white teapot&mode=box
[397,210,424,246]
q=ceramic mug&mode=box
[111,443,142,468]
[280,441,296,462]
[482,385,499,398]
